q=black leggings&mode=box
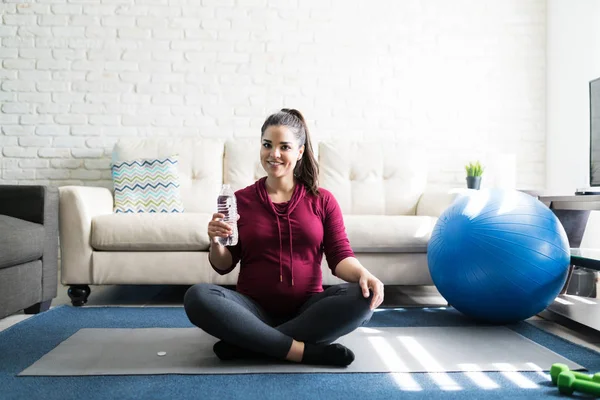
[183,283,374,359]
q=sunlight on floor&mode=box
[494,363,539,389]
[359,327,382,334]
[554,297,575,305]
[389,373,424,392]
[398,336,462,391]
[363,328,555,392]
[458,364,500,390]
[526,362,552,381]
[564,295,597,305]
[368,336,422,391]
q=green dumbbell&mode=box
[551,363,593,385]
[557,371,600,396]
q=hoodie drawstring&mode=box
[276,216,283,282]
[288,216,294,286]
[255,177,304,287]
[276,214,295,286]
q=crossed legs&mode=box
[183,283,374,365]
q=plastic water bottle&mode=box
[216,184,238,246]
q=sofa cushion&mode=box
[0,215,44,269]
[91,213,212,251]
[344,215,437,253]
[112,155,185,213]
[319,141,427,215]
[224,139,267,192]
[113,138,225,214]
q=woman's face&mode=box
[260,125,304,180]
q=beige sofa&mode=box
[58,138,464,305]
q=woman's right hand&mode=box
[208,213,237,244]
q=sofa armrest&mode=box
[0,185,59,300]
[59,186,114,284]
[416,188,476,217]
[0,185,48,224]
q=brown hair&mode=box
[261,108,319,196]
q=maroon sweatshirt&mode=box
[210,177,355,317]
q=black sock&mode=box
[302,343,355,367]
[213,340,264,361]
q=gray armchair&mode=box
[0,185,59,319]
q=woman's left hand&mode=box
[359,273,384,310]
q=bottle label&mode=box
[217,195,231,219]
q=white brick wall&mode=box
[0,0,546,189]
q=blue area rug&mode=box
[2,305,599,400]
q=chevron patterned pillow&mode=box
[111,155,185,213]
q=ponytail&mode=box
[261,109,320,196]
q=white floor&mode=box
[2,280,600,356]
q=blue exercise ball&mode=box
[427,189,570,324]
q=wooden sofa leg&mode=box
[24,300,52,314]
[68,285,91,307]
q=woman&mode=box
[184,109,384,367]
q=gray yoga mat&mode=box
[19,326,583,376]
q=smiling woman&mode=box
[259,108,320,198]
[184,108,385,368]
[260,127,302,202]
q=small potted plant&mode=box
[465,161,484,189]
